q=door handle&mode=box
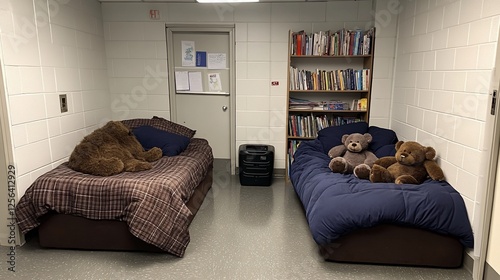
[222,106,228,112]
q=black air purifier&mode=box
[238,144,274,186]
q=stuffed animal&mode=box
[328,133,378,179]
[369,140,445,184]
[68,121,163,176]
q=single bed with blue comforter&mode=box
[290,122,474,267]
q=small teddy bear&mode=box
[328,133,378,179]
[369,140,445,184]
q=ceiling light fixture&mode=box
[197,0,259,3]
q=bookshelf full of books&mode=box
[286,28,375,180]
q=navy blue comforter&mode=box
[290,139,474,248]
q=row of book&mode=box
[288,114,363,138]
[290,67,370,91]
[291,28,374,56]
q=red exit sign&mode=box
[271,81,279,86]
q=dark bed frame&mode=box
[35,164,213,253]
[34,165,464,268]
[319,224,464,268]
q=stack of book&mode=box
[289,97,322,110]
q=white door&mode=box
[168,28,233,160]
[176,94,230,158]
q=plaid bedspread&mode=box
[16,138,213,257]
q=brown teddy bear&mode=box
[68,121,163,176]
[369,140,445,184]
[328,133,378,179]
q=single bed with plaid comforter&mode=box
[16,137,213,257]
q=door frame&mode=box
[0,58,19,246]
[475,31,500,280]
[165,24,236,174]
[477,86,500,280]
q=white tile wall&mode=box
[392,0,500,258]
[443,71,466,91]
[103,18,168,122]
[459,0,483,24]
[7,0,493,209]
[298,3,326,23]
[418,33,433,52]
[443,1,460,28]
[270,4,300,23]
[432,29,449,50]
[454,46,478,70]
[427,6,444,32]
[15,139,52,179]
[432,90,454,113]
[234,4,271,22]
[0,0,110,196]
[247,42,271,61]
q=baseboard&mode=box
[273,168,285,178]
[485,262,500,280]
[463,251,474,275]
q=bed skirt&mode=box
[319,224,464,268]
[36,164,214,253]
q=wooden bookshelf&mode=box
[286,28,375,180]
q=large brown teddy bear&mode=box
[68,121,163,176]
[369,140,445,184]
[328,133,378,179]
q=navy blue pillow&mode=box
[317,122,369,153]
[133,125,190,156]
[367,126,398,153]
[373,144,397,158]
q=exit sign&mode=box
[271,81,279,86]
[149,10,160,20]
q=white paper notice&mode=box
[208,73,222,91]
[175,71,190,90]
[207,53,226,69]
[188,72,203,92]
[181,41,195,67]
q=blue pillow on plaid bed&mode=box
[133,125,190,156]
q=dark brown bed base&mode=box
[36,164,213,253]
[319,224,464,268]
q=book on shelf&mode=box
[288,114,364,137]
[351,98,368,111]
[291,28,374,56]
[289,67,370,91]
[359,98,367,110]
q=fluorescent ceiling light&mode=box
[197,0,259,3]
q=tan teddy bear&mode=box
[328,133,378,179]
[369,140,445,184]
[68,121,163,176]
